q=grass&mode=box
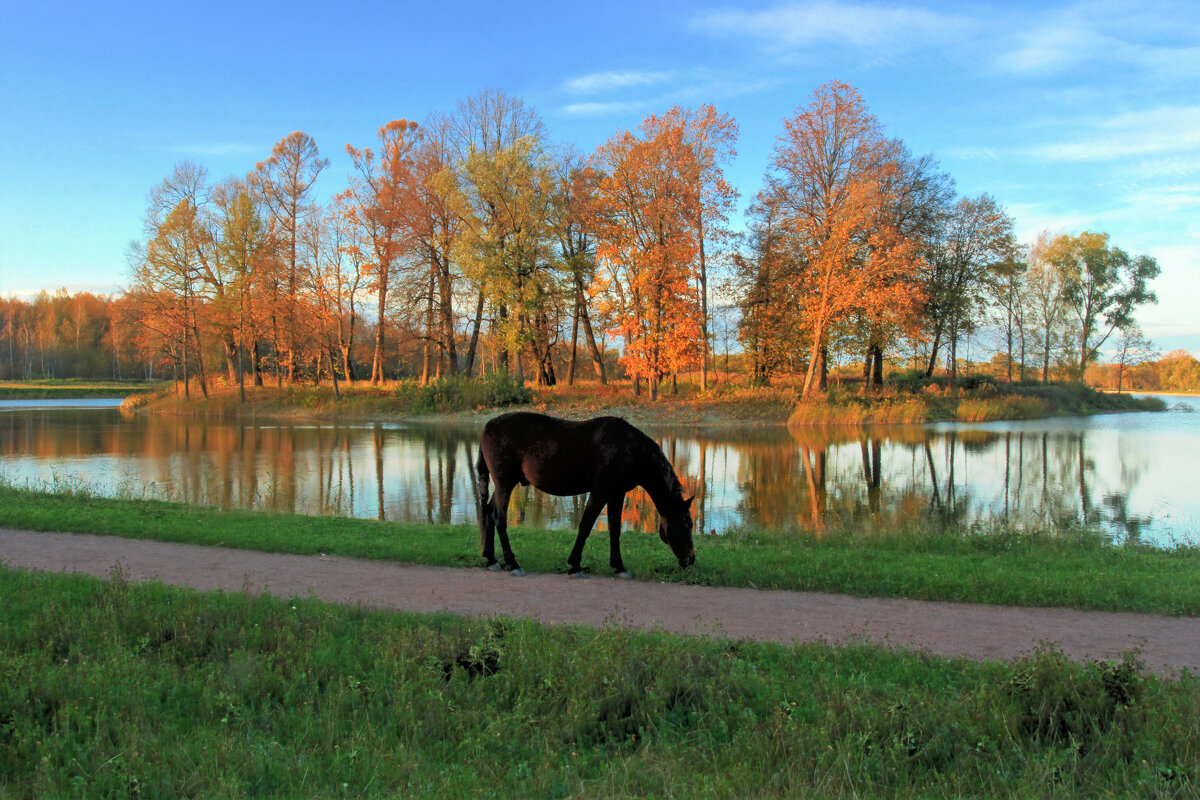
[2,485,1197,616]
[0,379,165,400]
[789,381,1165,427]
[134,373,533,418]
[2,565,1197,798]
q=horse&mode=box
[475,411,696,577]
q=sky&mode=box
[2,0,1197,356]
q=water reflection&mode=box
[0,398,1196,546]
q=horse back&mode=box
[480,411,645,497]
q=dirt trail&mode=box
[3,528,1197,676]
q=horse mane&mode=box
[631,424,684,509]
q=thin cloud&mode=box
[564,70,678,95]
[560,100,648,117]
[991,1,1200,77]
[691,1,975,53]
[1030,106,1200,162]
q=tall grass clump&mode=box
[957,396,1049,422]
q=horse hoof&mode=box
[568,571,588,580]
[617,570,633,580]
[487,563,503,572]
[510,568,526,577]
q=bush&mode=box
[392,373,532,414]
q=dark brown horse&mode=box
[475,411,695,577]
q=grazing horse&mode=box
[475,411,696,577]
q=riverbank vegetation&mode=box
[2,486,1196,616]
[119,370,1162,426]
[3,565,1197,797]
[0,379,164,400]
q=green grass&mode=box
[1,565,1197,798]
[0,379,165,399]
[2,486,1197,616]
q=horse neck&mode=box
[638,445,679,514]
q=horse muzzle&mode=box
[678,550,696,568]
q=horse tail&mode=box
[475,447,492,540]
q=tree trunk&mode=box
[463,291,485,377]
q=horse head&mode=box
[658,494,696,567]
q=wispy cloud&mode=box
[560,100,648,117]
[1030,106,1200,162]
[991,1,1200,78]
[564,70,678,95]
[690,1,974,53]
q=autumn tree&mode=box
[213,182,271,400]
[1045,231,1161,379]
[1023,232,1070,381]
[449,89,548,377]
[131,199,213,397]
[342,120,420,384]
[921,194,1017,378]
[253,132,329,383]
[589,111,702,399]
[664,104,738,389]
[1112,324,1158,392]
[858,143,952,386]
[450,135,559,385]
[765,81,923,399]
[405,113,461,381]
[734,194,805,382]
[549,147,607,385]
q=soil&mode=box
[4,528,1198,677]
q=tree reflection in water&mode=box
[0,406,1194,546]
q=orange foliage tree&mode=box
[588,112,702,399]
[342,120,420,384]
[765,81,924,399]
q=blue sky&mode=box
[2,0,1197,355]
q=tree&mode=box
[588,112,703,399]
[405,113,462,380]
[862,143,953,386]
[662,105,739,390]
[132,200,213,397]
[449,89,548,378]
[550,147,607,385]
[253,132,329,383]
[450,135,559,385]
[1024,232,1070,382]
[921,194,1017,378]
[343,120,420,384]
[766,81,923,399]
[1046,231,1161,379]
[214,182,270,400]
[1112,325,1157,392]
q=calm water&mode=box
[1,396,1196,546]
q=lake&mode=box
[1,396,1196,546]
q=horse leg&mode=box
[607,491,631,578]
[477,450,497,568]
[567,491,606,576]
[492,485,524,577]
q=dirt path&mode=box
[4,528,1198,677]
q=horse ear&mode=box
[683,494,695,508]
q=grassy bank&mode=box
[127,373,1164,427]
[0,379,165,400]
[127,373,533,418]
[788,380,1165,427]
[2,566,1197,798]
[3,487,1196,616]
